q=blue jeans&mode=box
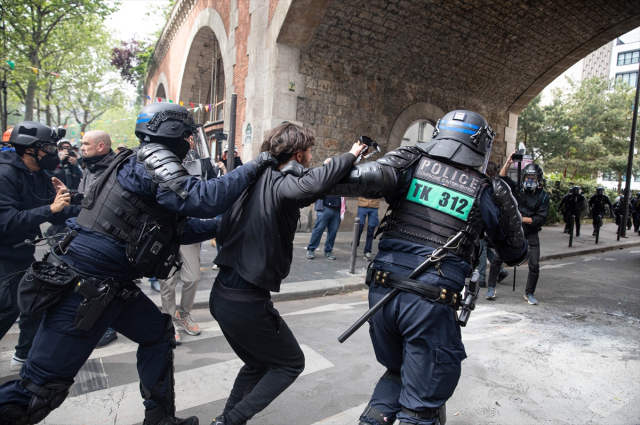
[357,207,379,254]
[307,207,341,253]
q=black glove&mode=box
[247,152,279,180]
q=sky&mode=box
[105,0,172,42]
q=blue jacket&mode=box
[60,155,257,280]
[0,151,81,262]
[373,163,529,293]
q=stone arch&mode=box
[154,72,169,101]
[176,8,232,125]
[387,102,445,152]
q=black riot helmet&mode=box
[9,121,65,150]
[418,110,495,169]
[135,103,195,144]
[522,163,544,191]
[9,121,66,170]
[596,187,604,196]
[571,186,581,195]
[636,191,640,198]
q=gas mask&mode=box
[523,176,538,191]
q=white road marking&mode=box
[283,302,368,316]
[539,262,575,270]
[313,403,368,424]
[461,306,531,341]
[43,344,334,425]
[629,250,640,253]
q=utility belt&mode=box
[17,248,140,331]
[365,266,462,310]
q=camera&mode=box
[512,149,524,162]
[68,150,76,157]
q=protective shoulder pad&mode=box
[137,143,190,199]
[376,146,423,173]
[280,160,309,178]
[489,177,526,257]
[327,161,397,198]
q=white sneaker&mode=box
[177,313,201,336]
[10,354,26,372]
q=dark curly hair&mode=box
[260,123,315,164]
[485,161,499,178]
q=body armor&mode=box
[76,146,188,279]
[378,155,485,266]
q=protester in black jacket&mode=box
[487,155,549,305]
[0,123,81,371]
[210,123,365,425]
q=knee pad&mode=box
[139,313,177,349]
[359,405,395,425]
[3,379,73,425]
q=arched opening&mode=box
[178,26,226,155]
[401,120,435,147]
[155,83,167,101]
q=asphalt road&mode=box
[1,248,638,424]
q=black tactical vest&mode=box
[378,156,486,267]
[76,149,186,278]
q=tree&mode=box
[2,0,115,120]
[111,39,153,86]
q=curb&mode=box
[539,240,640,262]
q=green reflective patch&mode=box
[406,179,475,221]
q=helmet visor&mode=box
[38,143,58,154]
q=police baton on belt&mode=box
[338,230,468,343]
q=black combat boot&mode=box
[142,405,199,425]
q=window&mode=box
[615,72,638,88]
[617,50,640,66]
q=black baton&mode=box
[338,230,467,343]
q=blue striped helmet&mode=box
[419,110,495,168]
[135,103,195,142]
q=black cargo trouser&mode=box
[488,232,540,295]
[0,257,45,359]
[209,280,305,425]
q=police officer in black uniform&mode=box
[329,110,529,425]
[558,186,585,236]
[0,103,277,425]
[630,192,640,234]
[613,194,632,233]
[588,187,613,236]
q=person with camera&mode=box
[0,103,277,425]
[52,139,82,190]
[588,187,613,236]
[0,122,81,372]
[486,154,549,305]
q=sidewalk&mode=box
[137,221,640,310]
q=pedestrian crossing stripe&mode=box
[43,344,334,425]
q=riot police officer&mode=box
[588,187,613,236]
[0,103,277,425]
[330,110,529,425]
[558,186,586,236]
[630,192,640,234]
[613,195,632,233]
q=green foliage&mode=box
[517,76,639,189]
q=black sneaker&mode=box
[96,328,118,348]
[497,269,509,283]
[211,416,226,425]
[324,251,336,260]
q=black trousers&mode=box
[488,233,540,295]
[0,258,45,359]
[209,280,305,425]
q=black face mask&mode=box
[174,139,191,161]
[28,149,60,171]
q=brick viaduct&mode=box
[145,0,640,225]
